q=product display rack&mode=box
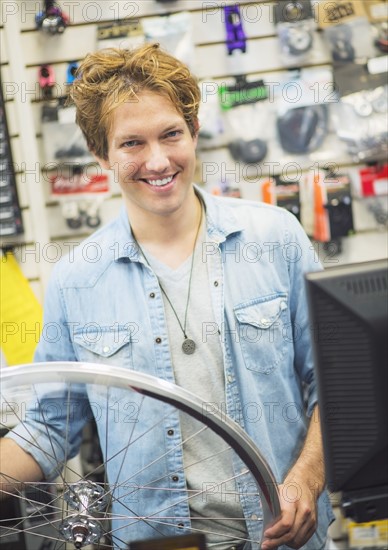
[0,78,24,241]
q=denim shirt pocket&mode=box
[234,294,288,374]
[72,326,134,369]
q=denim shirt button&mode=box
[103,346,110,353]
[227,375,233,383]
[167,429,174,436]
[172,475,179,482]
[260,318,270,325]
[251,513,258,520]
[155,337,162,344]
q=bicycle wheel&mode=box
[0,362,280,549]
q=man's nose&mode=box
[144,143,170,173]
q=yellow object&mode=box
[0,252,42,365]
[348,519,388,548]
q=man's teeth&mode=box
[146,176,173,186]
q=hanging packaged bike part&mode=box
[275,68,334,155]
[372,21,388,53]
[0,78,24,241]
[317,1,376,63]
[211,180,242,199]
[97,18,145,50]
[66,62,79,85]
[261,177,301,221]
[225,102,270,163]
[218,76,270,164]
[357,163,388,198]
[364,1,388,54]
[277,104,328,155]
[41,101,93,165]
[332,56,388,162]
[35,0,69,35]
[351,163,388,227]
[50,165,110,230]
[273,1,316,66]
[38,64,56,100]
[142,11,194,68]
[197,80,225,143]
[323,172,354,241]
[218,75,268,111]
[223,4,247,55]
[309,171,354,249]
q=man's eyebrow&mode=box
[115,134,142,142]
[162,122,185,132]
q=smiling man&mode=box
[97,89,201,269]
[1,44,334,550]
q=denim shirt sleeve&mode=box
[6,262,91,480]
[262,211,335,548]
[283,211,322,418]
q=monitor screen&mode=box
[305,259,388,520]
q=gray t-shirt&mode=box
[143,227,248,549]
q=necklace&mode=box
[132,201,203,355]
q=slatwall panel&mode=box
[0,0,387,294]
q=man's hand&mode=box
[0,438,43,499]
[261,477,319,549]
[261,405,325,549]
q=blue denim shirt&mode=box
[9,188,334,549]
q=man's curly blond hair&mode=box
[69,43,201,160]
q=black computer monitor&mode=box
[305,259,388,523]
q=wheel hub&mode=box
[59,481,108,548]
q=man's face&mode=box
[98,90,198,220]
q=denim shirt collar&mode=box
[114,185,244,261]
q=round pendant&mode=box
[182,338,196,355]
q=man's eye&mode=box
[122,140,139,148]
[165,130,182,138]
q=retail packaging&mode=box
[317,0,376,62]
[273,0,316,66]
[50,166,110,230]
[261,177,301,221]
[142,11,194,68]
[97,18,145,50]
[348,519,388,549]
[301,170,354,243]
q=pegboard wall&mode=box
[0,0,387,302]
